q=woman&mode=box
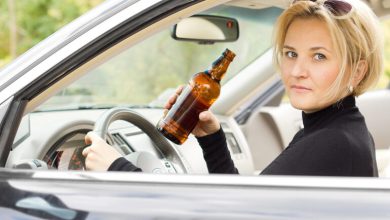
[83,0,383,176]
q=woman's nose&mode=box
[290,59,309,78]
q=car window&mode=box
[37,5,282,111]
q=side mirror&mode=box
[172,15,239,44]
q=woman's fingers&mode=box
[82,146,90,157]
[175,85,184,95]
[164,85,185,109]
[195,111,221,136]
[168,94,178,106]
[163,109,169,117]
[84,131,100,145]
[199,111,216,122]
[82,132,122,171]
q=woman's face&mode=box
[281,18,342,113]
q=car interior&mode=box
[5,0,390,177]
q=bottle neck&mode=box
[209,56,233,82]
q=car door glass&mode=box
[37,6,282,111]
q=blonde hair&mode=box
[273,0,384,100]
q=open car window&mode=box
[36,6,282,111]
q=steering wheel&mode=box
[92,107,188,174]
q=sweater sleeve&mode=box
[196,128,239,174]
[108,157,142,172]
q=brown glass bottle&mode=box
[157,48,236,145]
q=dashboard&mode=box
[7,108,255,174]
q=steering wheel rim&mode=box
[93,107,188,173]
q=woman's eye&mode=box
[285,51,297,58]
[314,53,326,60]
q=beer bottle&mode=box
[157,48,236,145]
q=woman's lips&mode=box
[291,85,311,93]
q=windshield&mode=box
[37,5,282,111]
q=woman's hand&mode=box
[164,85,221,137]
[82,131,122,171]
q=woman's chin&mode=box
[289,97,314,112]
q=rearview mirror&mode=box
[172,15,239,44]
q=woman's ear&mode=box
[352,60,368,87]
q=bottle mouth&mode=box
[223,48,236,61]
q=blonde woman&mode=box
[83,0,383,176]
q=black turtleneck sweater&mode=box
[197,95,378,177]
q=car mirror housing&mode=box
[172,15,239,44]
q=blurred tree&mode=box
[0,0,103,67]
[7,0,17,59]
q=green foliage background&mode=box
[0,0,103,67]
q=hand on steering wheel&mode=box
[82,131,122,171]
[84,107,188,173]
